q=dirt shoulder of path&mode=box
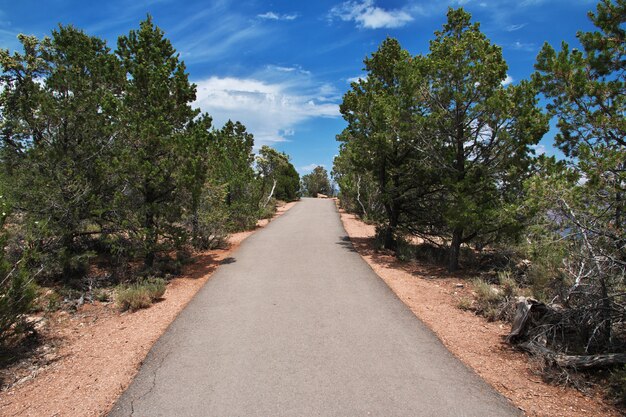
[339,208,619,417]
[0,201,296,417]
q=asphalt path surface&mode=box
[109,198,520,417]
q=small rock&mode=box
[455,283,464,288]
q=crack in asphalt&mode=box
[129,347,174,416]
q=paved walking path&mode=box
[109,198,520,416]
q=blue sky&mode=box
[0,0,599,174]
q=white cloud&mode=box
[299,163,324,173]
[501,75,514,86]
[258,11,299,21]
[329,0,413,29]
[532,144,547,155]
[193,73,340,146]
[347,74,366,84]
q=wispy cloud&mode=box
[258,11,299,21]
[505,23,526,31]
[328,0,413,29]
[193,69,340,146]
[509,40,536,52]
[174,13,269,63]
[267,64,311,75]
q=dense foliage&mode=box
[336,8,548,270]
[0,17,298,346]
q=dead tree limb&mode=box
[518,341,626,369]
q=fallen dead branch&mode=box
[508,297,626,369]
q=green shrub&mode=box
[116,286,151,311]
[0,204,37,348]
[145,278,166,300]
[46,291,62,312]
[92,288,111,303]
[470,274,521,322]
[0,266,37,348]
[116,278,166,312]
[259,199,277,220]
[457,297,473,311]
[472,278,506,322]
[396,237,414,262]
[473,278,501,304]
[498,271,518,298]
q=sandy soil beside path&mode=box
[339,209,619,417]
[0,201,296,417]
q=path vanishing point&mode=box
[109,198,520,417]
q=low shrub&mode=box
[92,288,112,303]
[472,278,502,321]
[413,244,448,265]
[396,237,414,262]
[144,278,166,300]
[116,278,166,312]
[0,266,37,349]
[457,297,473,311]
[259,199,277,220]
[45,291,62,312]
[471,273,521,322]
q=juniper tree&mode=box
[424,8,548,271]
[0,26,123,279]
[301,166,332,197]
[116,16,198,267]
[337,38,429,248]
[212,120,257,230]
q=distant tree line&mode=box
[334,1,625,361]
[0,17,299,346]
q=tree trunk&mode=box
[144,210,156,268]
[448,227,463,272]
[384,205,399,250]
[356,175,367,216]
[263,179,277,208]
[191,209,199,243]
